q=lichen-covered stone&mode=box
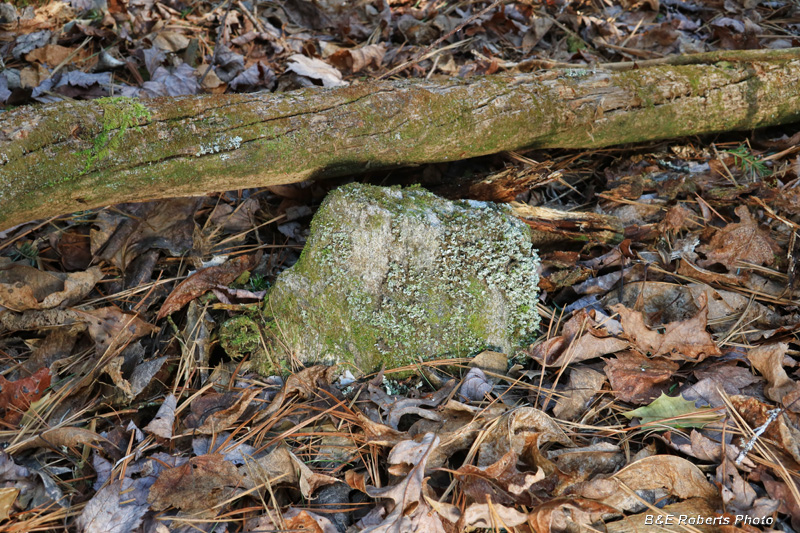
[258,183,540,375]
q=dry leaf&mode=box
[329,44,385,73]
[454,450,544,506]
[459,367,492,402]
[747,343,800,411]
[460,502,529,529]
[579,455,717,512]
[157,252,260,319]
[9,426,111,453]
[0,487,18,522]
[0,264,104,311]
[528,498,618,533]
[698,205,780,270]
[76,306,159,356]
[613,292,721,361]
[604,351,678,404]
[529,309,629,367]
[479,407,573,467]
[363,433,446,533]
[239,446,338,498]
[553,367,606,420]
[184,388,259,434]
[144,394,177,438]
[148,454,242,512]
[246,507,339,533]
[286,54,347,87]
[730,394,800,463]
[77,479,150,533]
[0,367,50,426]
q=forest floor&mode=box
[1,0,800,531]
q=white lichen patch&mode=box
[261,183,540,375]
[195,135,243,157]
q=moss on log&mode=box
[1,48,799,231]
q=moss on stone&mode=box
[259,183,541,375]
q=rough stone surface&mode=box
[258,183,540,375]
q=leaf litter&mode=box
[1,0,800,531]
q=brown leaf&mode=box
[730,395,800,463]
[157,252,260,319]
[75,307,159,356]
[613,292,721,361]
[459,502,529,529]
[454,450,544,506]
[577,455,717,512]
[747,343,800,411]
[0,487,17,522]
[246,507,339,533]
[329,44,386,73]
[148,454,242,512]
[698,205,780,270]
[604,351,678,404]
[0,264,104,311]
[239,446,338,498]
[364,433,446,533]
[529,309,628,367]
[478,407,573,467]
[184,388,259,434]
[528,498,618,533]
[604,498,718,532]
[9,426,112,453]
[553,367,606,420]
[0,367,50,426]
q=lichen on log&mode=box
[1,48,799,231]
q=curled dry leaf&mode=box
[157,252,261,320]
[454,450,544,506]
[286,54,347,87]
[530,309,629,367]
[663,429,754,469]
[604,351,679,405]
[363,433,446,533]
[8,426,112,453]
[0,264,103,311]
[148,454,242,512]
[257,365,336,421]
[0,367,50,426]
[747,343,800,411]
[143,394,177,439]
[613,292,721,362]
[460,502,529,529]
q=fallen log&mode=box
[1,48,799,231]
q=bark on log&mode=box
[1,48,799,231]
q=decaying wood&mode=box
[1,48,799,231]
[510,202,623,245]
